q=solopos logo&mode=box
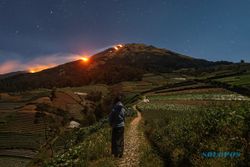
[202,151,241,158]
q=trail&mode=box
[119,105,142,167]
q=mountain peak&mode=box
[92,43,193,61]
[0,43,225,92]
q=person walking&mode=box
[109,95,125,158]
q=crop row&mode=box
[149,93,250,101]
[139,94,250,166]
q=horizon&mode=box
[0,43,247,75]
[1,0,250,74]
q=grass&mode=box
[138,118,164,167]
[43,120,116,167]
[41,94,138,167]
[0,132,45,149]
[149,93,250,101]
[2,73,249,167]
[215,73,250,88]
[0,156,30,167]
[112,81,156,94]
[0,111,48,133]
[113,72,187,94]
[138,90,250,167]
[0,85,115,166]
[59,84,110,95]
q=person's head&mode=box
[113,95,122,105]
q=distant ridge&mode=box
[0,43,231,92]
[0,71,28,80]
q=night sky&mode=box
[0,0,250,74]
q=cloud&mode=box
[0,53,84,74]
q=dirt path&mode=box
[119,105,142,167]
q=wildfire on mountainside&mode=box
[113,44,123,51]
[81,57,89,62]
[29,64,56,73]
[28,55,89,73]
[27,45,123,73]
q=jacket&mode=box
[109,102,125,128]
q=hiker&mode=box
[109,95,125,158]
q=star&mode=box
[35,24,44,32]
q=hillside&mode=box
[0,71,28,80]
[0,69,249,166]
[0,44,230,92]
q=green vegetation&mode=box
[35,89,138,166]
[0,132,44,149]
[138,91,250,166]
[0,85,115,166]
[44,123,116,167]
[60,84,109,95]
[1,63,250,167]
[0,156,30,167]
[138,120,164,167]
[215,73,250,88]
[149,92,249,101]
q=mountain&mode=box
[0,44,231,92]
[0,71,28,80]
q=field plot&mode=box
[138,87,250,167]
[214,72,250,88]
[111,73,188,95]
[0,156,30,167]
[59,84,110,95]
[0,91,57,166]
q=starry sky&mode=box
[0,0,250,74]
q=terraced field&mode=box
[0,111,47,133]
[0,84,117,166]
[0,156,30,167]
[112,73,189,94]
[214,72,250,88]
[59,84,110,95]
[0,91,57,166]
[1,70,249,167]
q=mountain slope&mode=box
[0,44,230,92]
[91,43,215,71]
[0,71,28,80]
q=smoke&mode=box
[0,53,83,74]
[0,45,119,74]
[0,61,21,74]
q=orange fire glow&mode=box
[28,65,55,73]
[113,44,123,51]
[81,57,89,62]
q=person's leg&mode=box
[111,128,116,156]
[112,128,119,157]
[117,127,124,158]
